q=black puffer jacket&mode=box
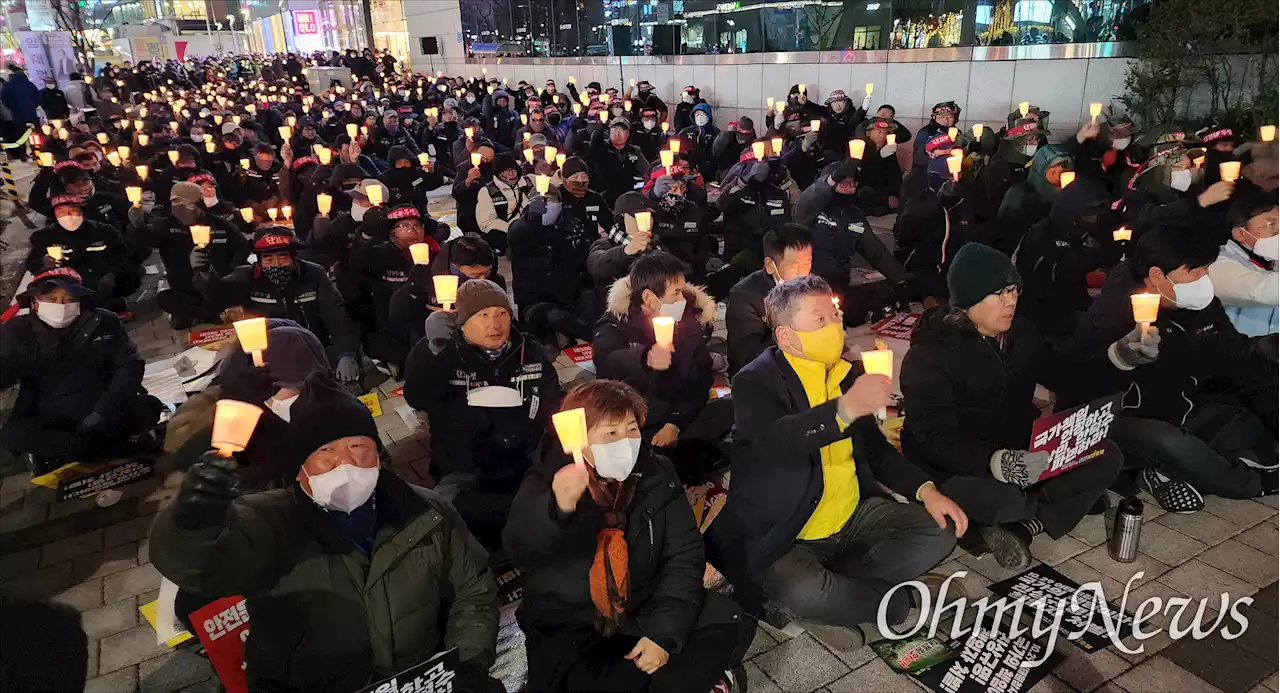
[507,189,606,309]
[208,259,360,356]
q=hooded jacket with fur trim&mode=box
[592,276,716,436]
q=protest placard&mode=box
[54,458,156,500]
[911,623,1059,693]
[988,563,1135,653]
[189,325,238,347]
[871,313,920,341]
[357,647,460,693]
[1029,394,1120,483]
[191,596,250,693]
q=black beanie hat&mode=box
[947,243,1021,309]
[387,145,413,165]
[493,152,519,175]
[561,156,588,180]
[830,160,859,184]
[286,372,380,472]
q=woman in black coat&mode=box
[503,379,749,693]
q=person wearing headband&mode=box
[0,267,161,474]
[716,138,792,282]
[151,372,503,693]
[912,100,962,169]
[26,193,139,310]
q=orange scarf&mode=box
[587,470,635,636]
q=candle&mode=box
[1192,155,1205,169]
[860,346,894,419]
[233,317,269,367]
[278,125,292,141]
[973,123,986,140]
[47,245,63,262]
[798,83,807,94]
[660,150,674,169]
[267,207,279,221]
[521,113,528,126]
[97,132,109,144]
[523,147,536,164]
[118,145,131,160]
[1018,101,1030,117]
[469,152,483,169]
[811,119,822,132]
[409,243,431,265]
[366,184,384,206]
[866,83,874,94]
[635,210,653,233]
[770,137,783,155]
[38,152,54,167]
[1262,125,1277,142]
[572,103,581,116]
[190,225,212,248]
[849,139,866,160]
[134,119,144,131]
[1131,293,1161,337]
[556,153,567,168]
[652,316,675,349]
[126,186,143,206]
[1059,171,1076,188]
[418,152,430,167]
[886,134,897,147]
[624,100,632,112]
[1220,161,1241,182]
[205,140,217,154]
[753,141,766,160]
[544,145,558,164]
[211,399,263,456]
[214,114,224,125]
[240,158,250,170]
[434,274,459,310]
[169,120,179,132]
[1089,102,1103,123]
[316,193,333,217]
[346,123,359,139]
[287,115,297,128]
[282,205,292,220]
[947,156,962,180]
[552,407,589,466]
[668,138,682,155]
[600,112,609,123]
[581,92,592,106]
[767,97,775,111]
[661,122,669,133]
[535,174,551,195]
[136,164,149,180]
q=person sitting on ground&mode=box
[0,268,160,474]
[1069,226,1278,512]
[151,372,503,693]
[706,274,965,651]
[475,153,526,255]
[1208,195,1279,337]
[503,379,750,693]
[388,235,503,352]
[726,225,813,375]
[403,279,558,548]
[594,252,732,455]
[900,243,1125,568]
[26,193,139,312]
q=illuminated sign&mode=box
[293,10,318,35]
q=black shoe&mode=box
[1256,466,1279,498]
[957,528,991,558]
[1086,494,1112,516]
[1138,469,1205,514]
[168,314,195,330]
[980,524,1032,570]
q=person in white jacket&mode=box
[1209,196,1279,337]
[475,152,525,255]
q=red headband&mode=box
[388,206,421,220]
[254,234,294,249]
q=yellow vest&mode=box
[784,353,860,540]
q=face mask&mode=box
[590,436,642,481]
[173,204,201,225]
[1170,169,1193,192]
[642,119,656,130]
[261,264,293,287]
[682,93,693,104]
[202,195,218,207]
[659,298,686,320]
[1021,144,1038,157]
[831,101,847,114]
[466,385,524,407]
[58,215,84,231]
[35,300,80,329]
[792,321,845,365]
[1250,233,1280,261]
[1112,137,1131,151]
[541,201,562,226]
[694,113,709,127]
[304,463,379,513]
[1167,274,1215,310]
[351,204,369,222]
[611,108,624,117]
[267,393,298,422]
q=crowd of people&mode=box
[0,47,1277,692]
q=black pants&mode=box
[523,299,593,344]
[939,442,1123,539]
[525,620,740,693]
[483,229,508,256]
[0,395,161,462]
[760,496,957,627]
[156,287,222,323]
[1110,405,1272,498]
[363,330,412,370]
[433,471,521,550]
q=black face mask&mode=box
[548,113,562,126]
[260,264,294,287]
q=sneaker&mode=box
[980,524,1032,570]
[1241,456,1280,471]
[1138,469,1205,514]
[711,664,748,693]
[1255,466,1279,497]
[798,621,865,651]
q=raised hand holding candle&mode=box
[126,186,143,206]
[653,316,675,349]
[1131,293,1160,337]
[434,274,459,311]
[811,119,822,132]
[1220,161,1241,182]
[278,126,292,141]
[556,153,567,168]
[947,155,962,180]
[552,407,590,467]
[1089,102,1103,123]
[860,343,894,420]
[409,243,431,265]
[886,134,897,147]
[660,150,674,169]
[635,210,653,233]
[753,141,766,160]
[233,317,269,367]
[346,123,359,139]
[865,83,874,95]
[211,400,263,457]
[545,145,558,164]
[190,225,212,248]
[767,97,775,111]
[240,207,255,223]
[770,137,783,156]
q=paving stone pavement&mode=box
[1,160,1277,692]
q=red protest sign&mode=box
[871,313,920,341]
[563,344,594,364]
[189,325,237,346]
[1029,394,1120,483]
[190,596,250,693]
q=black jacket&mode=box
[593,278,716,438]
[130,212,249,292]
[26,219,132,293]
[901,307,1095,478]
[717,177,791,257]
[505,444,736,680]
[207,259,360,356]
[0,309,144,422]
[794,180,905,294]
[706,347,932,605]
[507,188,607,309]
[404,327,557,483]
[589,128,649,208]
[725,270,775,376]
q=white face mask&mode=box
[694,113,709,127]
[58,215,84,231]
[659,297,687,320]
[590,436,642,481]
[192,133,205,142]
[1112,137,1131,151]
[1250,233,1280,261]
[304,463,379,513]
[1021,144,1038,157]
[642,119,656,130]
[1167,274,1215,310]
[202,195,218,207]
[611,108,624,117]
[35,300,80,329]
[351,203,369,222]
[1169,169,1193,192]
[466,385,524,408]
[266,393,298,422]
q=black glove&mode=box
[172,453,241,530]
[97,273,117,297]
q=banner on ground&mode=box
[910,624,1059,693]
[988,563,1135,653]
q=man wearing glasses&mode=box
[900,243,1137,570]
